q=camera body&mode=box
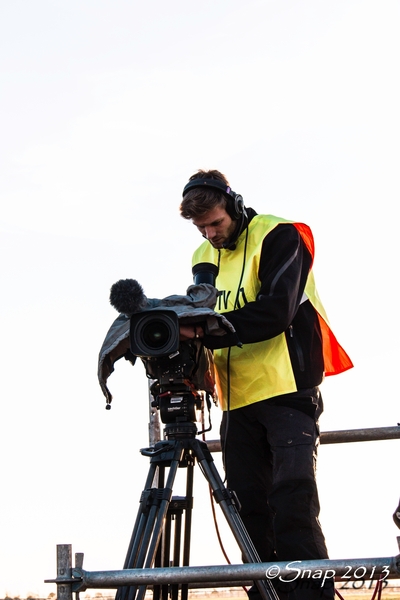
[130,309,215,428]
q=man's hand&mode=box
[179,325,204,341]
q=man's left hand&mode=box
[179,325,204,341]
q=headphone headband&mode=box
[182,178,235,199]
[182,178,244,220]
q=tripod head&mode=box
[145,344,213,440]
[149,382,203,440]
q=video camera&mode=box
[98,276,235,438]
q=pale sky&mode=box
[1,0,399,596]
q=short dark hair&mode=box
[180,169,230,220]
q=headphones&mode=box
[182,178,245,220]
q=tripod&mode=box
[116,421,278,600]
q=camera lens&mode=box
[142,320,170,350]
[130,309,180,357]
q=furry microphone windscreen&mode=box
[109,279,148,315]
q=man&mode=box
[179,169,353,600]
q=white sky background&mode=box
[0,0,399,596]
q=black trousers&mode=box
[220,389,334,600]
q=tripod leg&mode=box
[143,454,181,567]
[170,511,182,600]
[192,440,279,600]
[158,506,171,600]
[122,462,159,569]
[135,448,184,600]
[116,463,162,600]
[179,453,195,600]
[116,449,182,600]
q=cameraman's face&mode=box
[192,206,236,249]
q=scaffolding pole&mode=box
[205,425,400,452]
[45,546,400,594]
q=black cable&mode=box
[222,224,249,474]
[233,224,249,309]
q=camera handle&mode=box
[115,435,278,600]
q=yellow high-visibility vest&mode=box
[192,214,353,410]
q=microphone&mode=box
[192,262,219,286]
[222,241,236,250]
[109,279,148,315]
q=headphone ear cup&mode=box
[226,194,244,220]
[234,194,244,218]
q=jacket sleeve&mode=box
[203,224,313,348]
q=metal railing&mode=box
[206,424,400,452]
[46,544,400,595]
